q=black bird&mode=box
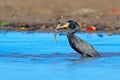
[55,20,100,57]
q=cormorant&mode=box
[55,20,100,57]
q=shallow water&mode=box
[0,32,120,80]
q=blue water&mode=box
[0,32,120,54]
[0,32,120,80]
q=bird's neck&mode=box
[67,29,76,34]
[67,29,78,40]
[67,32,74,39]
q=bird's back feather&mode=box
[67,33,100,57]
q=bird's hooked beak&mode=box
[55,23,69,30]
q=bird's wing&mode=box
[69,35,99,56]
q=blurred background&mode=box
[0,0,120,23]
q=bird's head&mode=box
[55,20,79,34]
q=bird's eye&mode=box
[69,23,76,29]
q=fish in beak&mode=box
[55,23,69,30]
[54,23,69,42]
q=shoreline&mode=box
[0,22,120,34]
